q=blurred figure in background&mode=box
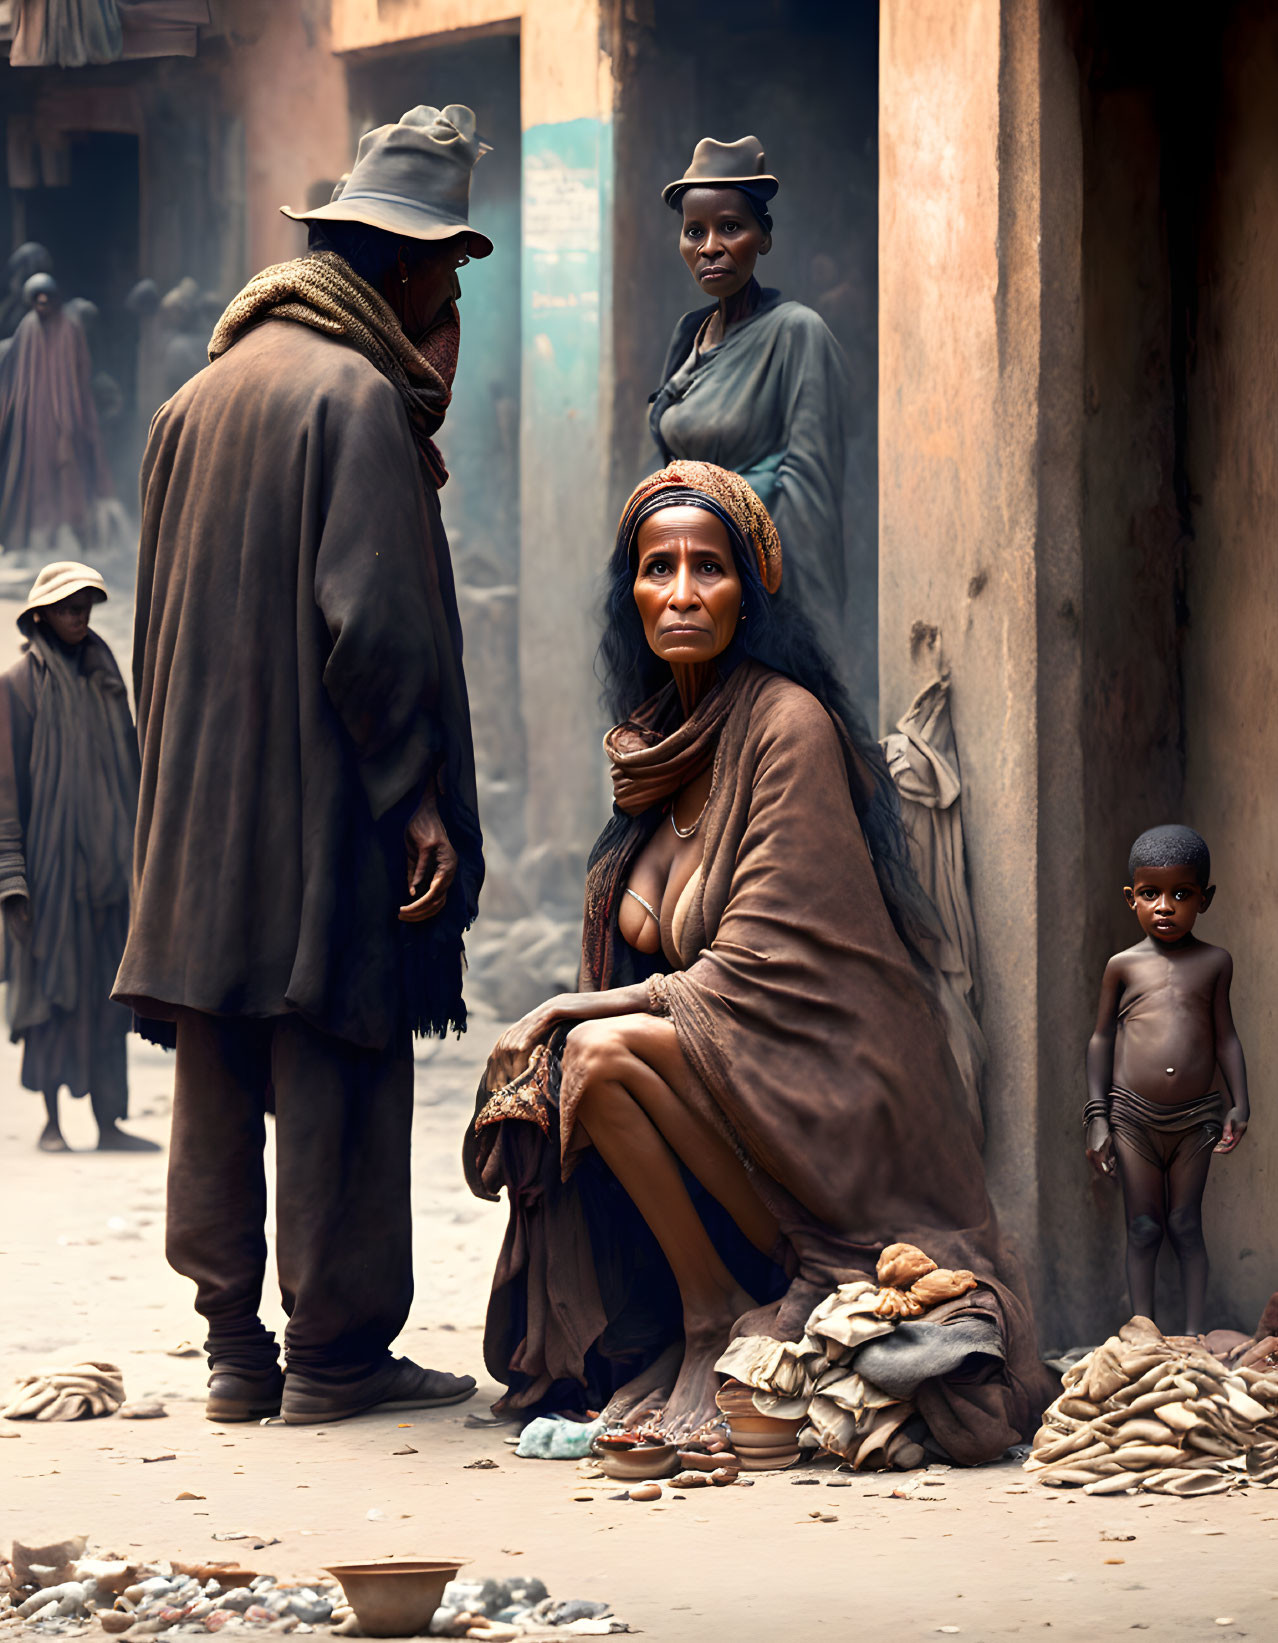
[0,243,54,340]
[0,273,125,561]
[0,563,152,1153]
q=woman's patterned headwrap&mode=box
[616,460,783,594]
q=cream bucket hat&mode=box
[18,561,108,634]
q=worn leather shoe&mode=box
[205,1366,285,1423]
[281,1357,476,1425]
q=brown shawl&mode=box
[467,662,1049,1462]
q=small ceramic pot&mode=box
[734,1448,802,1471]
[593,1435,679,1481]
[324,1559,470,1639]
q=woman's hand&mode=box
[487,996,577,1088]
[399,790,458,923]
[1085,1117,1115,1178]
[1215,1109,1249,1153]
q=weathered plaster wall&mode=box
[879,0,1086,1330]
[331,0,519,55]
[215,0,349,276]
[517,0,617,905]
[1182,1,1278,1333]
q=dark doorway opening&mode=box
[22,130,141,492]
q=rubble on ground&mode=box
[427,1576,629,1636]
[0,1551,630,1639]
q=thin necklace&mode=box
[670,799,707,839]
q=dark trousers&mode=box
[166,1008,414,1384]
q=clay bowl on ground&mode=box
[725,1410,806,1438]
[592,1434,679,1481]
[734,1447,802,1471]
[324,1560,470,1638]
[727,1427,805,1450]
[715,1379,759,1415]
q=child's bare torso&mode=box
[1112,937,1226,1103]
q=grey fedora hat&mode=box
[662,135,779,208]
[282,104,494,257]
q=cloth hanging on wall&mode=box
[881,674,987,1140]
[9,0,206,66]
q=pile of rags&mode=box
[1025,1315,1278,1496]
[715,1242,990,1470]
[2,1361,123,1420]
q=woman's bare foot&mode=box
[657,1287,755,1442]
[602,1343,682,1431]
[38,1122,70,1153]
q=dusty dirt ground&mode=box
[3,1023,1278,1643]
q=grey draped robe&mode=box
[651,290,851,658]
[0,629,139,1114]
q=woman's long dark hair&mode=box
[596,507,940,962]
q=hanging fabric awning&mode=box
[8,0,208,67]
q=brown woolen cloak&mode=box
[113,318,482,1049]
[467,663,1049,1462]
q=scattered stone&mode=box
[99,1612,133,1633]
[464,1459,499,1470]
[12,1539,87,1589]
[119,1403,168,1421]
[140,1455,175,1465]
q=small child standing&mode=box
[1085,825,1249,1335]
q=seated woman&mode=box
[465,461,1048,1462]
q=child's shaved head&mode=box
[1127,824,1211,889]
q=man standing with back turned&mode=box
[114,106,488,1425]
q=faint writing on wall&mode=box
[524,152,599,256]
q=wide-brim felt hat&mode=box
[282,103,494,258]
[662,135,779,208]
[19,561,107,631]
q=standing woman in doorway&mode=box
[650,138,852,661]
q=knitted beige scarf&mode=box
[208,251,458,488]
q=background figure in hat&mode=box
[650,137,853,667]
[0,563,150,1153]
[0,272,119,560]
[113,105,487,1427]
[0,243,53,340]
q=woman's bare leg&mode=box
[574,1014,779,1253]
[566,1014,779,1440]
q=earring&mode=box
[400,266,409,286]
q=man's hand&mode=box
[1085,1117,1116,1178]
[3,894,32,944]
[398,791,458,923]
[1215,1109,1248,1154]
